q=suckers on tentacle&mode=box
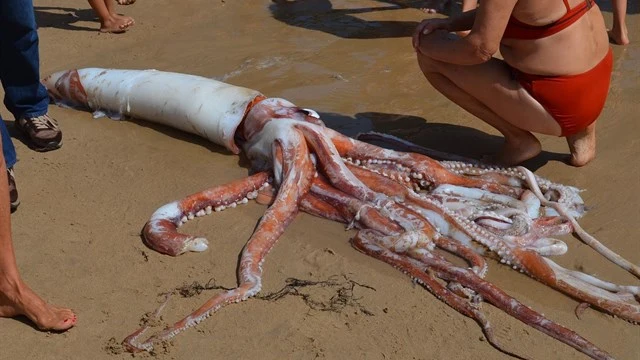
[143,173,270,256]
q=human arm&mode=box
[412,10,476,45]
[448,8,477,32]
[414,0,516,65]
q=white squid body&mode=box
[42,68,262,154]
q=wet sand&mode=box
[1,0,638,359]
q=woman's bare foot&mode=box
[116,0,136,5]
[0,278,76,331]
[100,15,134,33]
[112,13,135,27]
[566,124,596,167]
[488,132,541,166]
[608,25,630,45]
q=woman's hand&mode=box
[412,18,451,50]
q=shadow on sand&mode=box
[316,111,570,171]
[268,0,434,39]
[6,108,568,172]
[34,6,98,32]
[270,0,638,41]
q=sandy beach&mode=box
[1,1,638,359]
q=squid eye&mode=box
[301,108,320,119]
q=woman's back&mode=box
[500,0,609,76]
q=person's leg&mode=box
[0,121,17,170]
[87,0,134,33]
[566,123,596,166]
[0,0,63,152]
[416,31,565,165]
[0,0,49,120]
[0,116,19,211]
[609,0,629,45]
[104,0,135,26]
[0,134,76,331]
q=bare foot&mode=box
[113,13,135,26]
[116,0,136,4]
[488,132,541,166]
[608,26,630,45]
[566,123,596,167]
[0,278,76,331]
[100,15,134,33]
[421,0,450,14]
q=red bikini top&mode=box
[502,0,593,40]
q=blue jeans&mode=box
[0,0,49,169]
[0,118,16,169]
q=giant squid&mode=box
[42,68,639,359]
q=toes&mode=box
[121,18,135,29]
[100,16,134,33]
[35,308,77,331]
[52,311,77,331]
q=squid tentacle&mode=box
[124,133,315,352]
[327,128,522,196]
[336,165,491,277]
[342,157,416,189]
[518,166,640,279]
[412,190,640,323]
[122,293,173,352]
[440,161,584,214]
[352,229,615,360]
[309,176,404,236]
[347,161,640,322]
[143,172,270,256]
[299,191,349,224]
[347,163,519,270]
[295,124,382,203]
[351,132,587,220]
[361,230,527,359]
[532,255,640,321]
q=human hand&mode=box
[412,18,451,49]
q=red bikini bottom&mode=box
[512,48,613,136]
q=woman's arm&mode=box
[447,9,477,32]
[415,0,516,65]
